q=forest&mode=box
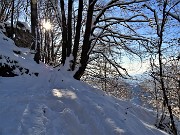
[0,0,179,134]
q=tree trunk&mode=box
[74,0,96,80]
[60,0,67,65]
[72,0,83,70]
[67,0,73,57]
[31,0,40,64]
[10,0,14,39]
[51,31,54,63]
[158,1,177,134]
[31,0,37,50]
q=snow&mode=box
[0,29,50,75]
[0,73,169,135]
[0,28,170,135]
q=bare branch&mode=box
[92,51,130,78]
[97,15,149,23]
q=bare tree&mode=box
[30,0,40,63]
[50,0,149,80]
[143,0,180,134]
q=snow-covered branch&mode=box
[166,11,180,22]
[143,4,160,36]
[97,15,149,23]
[100,33,149,41]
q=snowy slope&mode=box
[0,27,44,77]
[0,70,169,135]
[0,27,169,135]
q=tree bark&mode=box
[74,0,96,80]
[30,0,40,64]
[60,0,67,65]
[31,0,37,50]
[158,1,177,134]
[72,0,83,70]
[51,31,54,63]
[67,0,73,57]
[10,0,14,39]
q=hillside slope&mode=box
[0,70,169,135]
[0,26,168,135]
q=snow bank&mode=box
[0,27,50,76]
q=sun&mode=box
[42,20,51,30]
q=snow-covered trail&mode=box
[0,76,43,134]
[0,70,168,135]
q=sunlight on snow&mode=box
[52,89,63,98]
[52,89,77,99]
[105,118,125,134]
